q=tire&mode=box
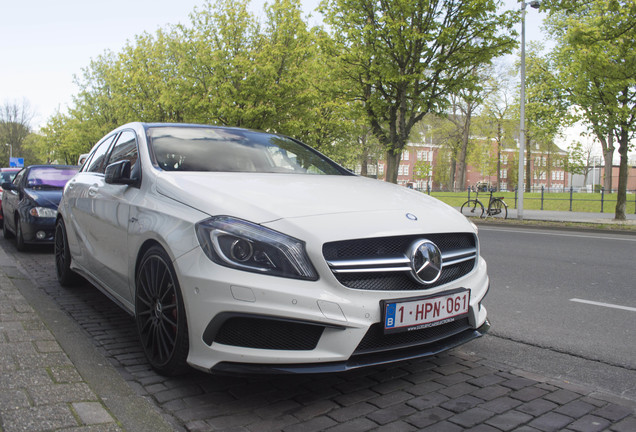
[55,218,81,286]
[488,198,508,219]
[15,217,26,251]
[135,245,189,376]
[460,199,484,218]
[2,211,13,239]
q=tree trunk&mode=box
[603,132,614,192]
[614,127,629,221]
[455,106,472,190]
[385,150,401,184]
[360,137,369,177]
[525,136,532,192]
[448,158,457,191]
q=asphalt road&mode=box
[470,225,636,397]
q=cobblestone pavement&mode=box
[2,239,635,432]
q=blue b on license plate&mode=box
[383,289,470,334]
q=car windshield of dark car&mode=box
[26,167,79,189]
[147,127,347,175]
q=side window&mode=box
[107,130,138,166]
[86,134,117,174]
[12,170,25,186]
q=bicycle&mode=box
[460,189,508,219]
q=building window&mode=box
[398,164,409,176]
[500,169,507,179]
[378,164,385,175]
[401,151,410,161]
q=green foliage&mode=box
[543,0,636,219]
[39,0,369,168]
[321,0,518,183]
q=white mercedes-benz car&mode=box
[56,122,490,375]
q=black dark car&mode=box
[2,165,78,250]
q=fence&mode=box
[421,186,636,214]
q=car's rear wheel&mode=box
[135,245,189,376]
[55,218,81,286]
[15,217,26,251]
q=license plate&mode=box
[383,289,470,334]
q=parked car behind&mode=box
[2,165,79,250]
[56,123,490,376]
[0,167,21,227]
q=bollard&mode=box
[541,186,544,210]
[569,187,573,212]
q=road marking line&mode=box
[570,298,636,312]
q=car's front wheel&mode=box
[55,218,81,286]
[15,217,26,251]
[135,245,189,376]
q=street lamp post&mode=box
[518,0,540,220]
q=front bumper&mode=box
[20,215,56,244]
[175,246,490,373]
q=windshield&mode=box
[26,167,79,188]
[147,126,349,175]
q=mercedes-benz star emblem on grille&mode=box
[408,240,443,285]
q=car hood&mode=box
[24,188,64,207]
[155,172,470,231]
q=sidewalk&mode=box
[0,246,174,432]
[506,208,636,224]
[1,213,635,431]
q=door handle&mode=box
[88,186,98,197]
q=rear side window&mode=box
[86,134,117,174]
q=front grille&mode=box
[354,318,472,355]
[213,317,324,350]
[323,233,477,291]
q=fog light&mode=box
[36,231,46,240]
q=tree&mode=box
[0,99,35,164]
[321,0,517,183]
[566,139,595,186]
[478,61,518,191]
[523,43,570,192]
[543,0,636,220]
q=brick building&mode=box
[363,139,570,192]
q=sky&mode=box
[1,0,546,129]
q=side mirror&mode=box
[1,182,15,191]
[105,160,137,185]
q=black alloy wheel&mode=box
[55,218,80,286]
[135,245,189,375]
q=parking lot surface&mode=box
[1,238,634,432]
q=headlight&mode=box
[29,207,58,218]
[195,216,318,281]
